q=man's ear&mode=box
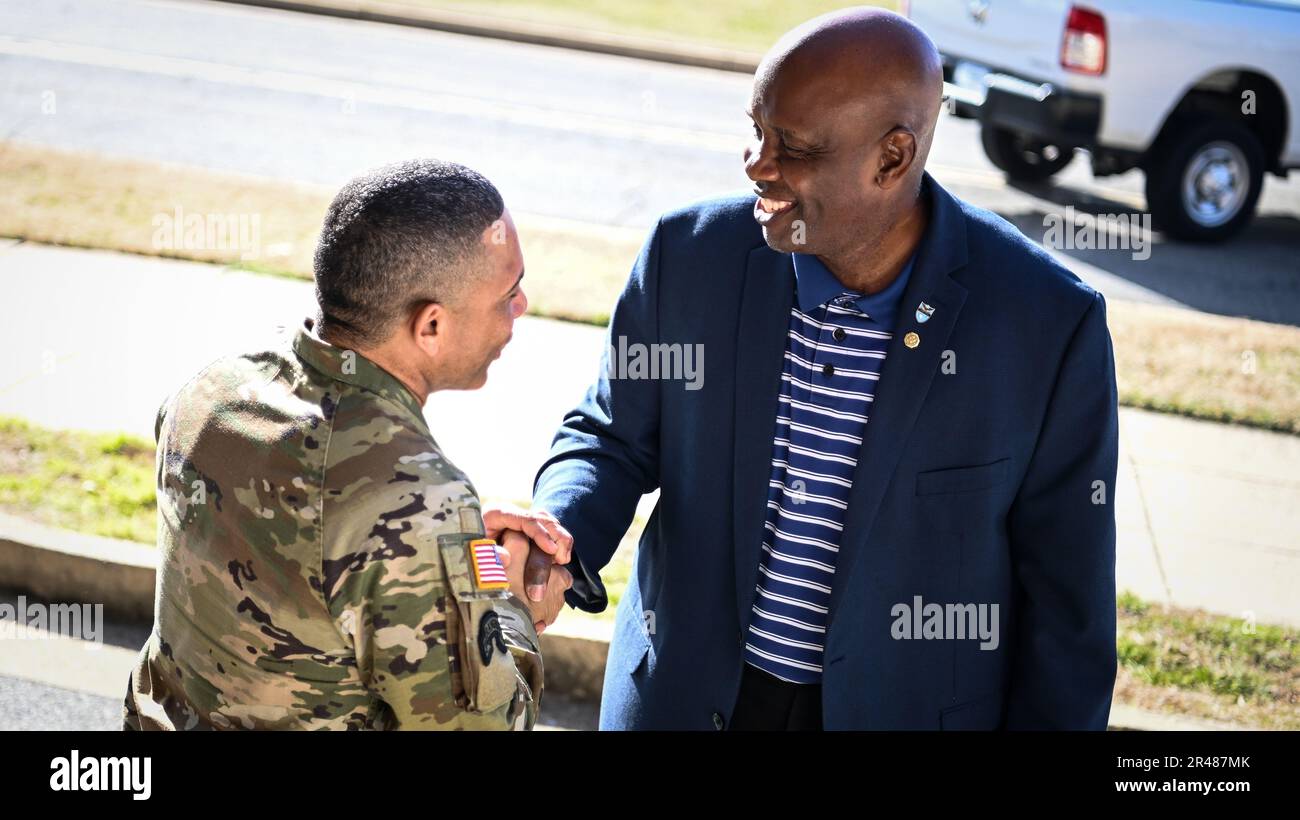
[411,301,445,357]
[876,127,917,188]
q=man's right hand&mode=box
[500,528,572,634]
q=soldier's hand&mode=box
[527,540,572,634]
[482,503,573,601]
[499,528,573,634]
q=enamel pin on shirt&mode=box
[915,302,935,323]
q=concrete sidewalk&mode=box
[213,0,765,73]
[1,240,1297,627]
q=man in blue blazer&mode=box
[531,8,1118,730]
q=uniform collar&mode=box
[291,318,427,422]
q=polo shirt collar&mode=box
[792,250,917,329]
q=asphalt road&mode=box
[0,0,1298,322]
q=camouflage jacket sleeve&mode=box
[318,412,542,730]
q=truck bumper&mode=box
[942,56,1103,149]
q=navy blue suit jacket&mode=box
[533,173,1118,730]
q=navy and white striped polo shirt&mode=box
[743,251,915,684]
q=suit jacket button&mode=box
[712,712,725,731]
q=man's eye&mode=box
[751,122,762,139]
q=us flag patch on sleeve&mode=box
[469,538,510,591]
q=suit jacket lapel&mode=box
[732,243,795,632]
[828,175,971,619]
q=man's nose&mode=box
[514,288,528,318]
[744,139,780,184]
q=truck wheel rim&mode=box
[1181,141,1249,228]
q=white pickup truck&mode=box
[905,0,1300,241]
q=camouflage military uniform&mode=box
[122,318,542,730]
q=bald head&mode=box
[744,8,943,283]
[758,7,943,172]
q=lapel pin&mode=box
[915,302,935,323]
[904,332,920,349]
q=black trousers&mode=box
[728,662,823,731]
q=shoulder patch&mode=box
[469,538,510,591]
[438,534,510,601]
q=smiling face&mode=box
[449,209,528,389]
[423,208,528,392]
[745,56,891,259]
[742,11,943,281]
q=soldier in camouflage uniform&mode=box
[124,159,572,730]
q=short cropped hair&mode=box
[313,159,504,347]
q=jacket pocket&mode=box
[613,578,654,679]
[628,641,653,680]
[916,458,1010,497]
[939,692,1004,730]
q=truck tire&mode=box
[980,124,1074,182]
[1144,118,1265,242]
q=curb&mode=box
[0,513,156,622]
[539,618,610,703]
[1105,704,1245,732]
[211,0,762,73]
[0,515,1247,729]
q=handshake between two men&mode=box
[482,504,574,636]
[125,6,1120,732]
